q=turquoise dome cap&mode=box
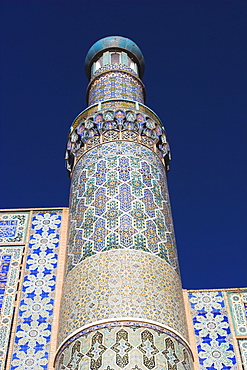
[85,36,145,79]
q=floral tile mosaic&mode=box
[67,141,178,274]
[238,339,247,370]
[58,249,188,346]
[227,290,247,336]
[188,291,238,370]
[56,325,193,370]
[0,247,23,370]
[10,211,62,370]
[0,212,29,245]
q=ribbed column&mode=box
[55,37,193,370]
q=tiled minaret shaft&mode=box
[56,37,193,370]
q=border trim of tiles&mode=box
[223,291,244,370]
[55,317,193,365]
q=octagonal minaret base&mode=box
[55,37,193,370]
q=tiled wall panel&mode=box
[188,291,238,370]
[0,247,23,370]
[227,290,247,336]
[238,339,247,370]
[0,212,29,245]
[10,211,62,370]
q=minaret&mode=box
[55,36,193,370]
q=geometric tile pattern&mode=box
[227,290,247,336]
[55,325,193,370]
[58,249,188,345]
[0,247,23,370]
[88,71,144,105]
[238,339,247,370]
[92,64,139,79]
[189,291,238,370]
[0,212,29,244]
[67,141,178,274]
[0,254,12,315]
[10,211,62,370]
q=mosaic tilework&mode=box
[227,290,247,336]
[92,64,139,78]
[0,212,29,244]
[0,247,23,370]
[0,255,12,314]
[66,107,171,173]
[10,211,62,370]
[58,249,188,345]
[67,141,178,274]
[88,71,144,105]
[189,291,238,370]
[238,339,247,370]
[71,100,161,131]
[56,325,193,370]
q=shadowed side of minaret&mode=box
[55,36,194,370]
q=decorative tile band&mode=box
[58,249,188,346]
[55,325,193,370]
[0,212,29,245]
[0,247,23,370]
[10,211,62,370]
[88,71,145,106]
[91,64,139,79]
[66,108,170,173]
[67,141,176,274]
[188,291,238,370]
[56,319,192,359]
[227,290,247,336]
[71,100,162,131]
[238,339,247,369]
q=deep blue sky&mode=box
[0,1,246,290]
